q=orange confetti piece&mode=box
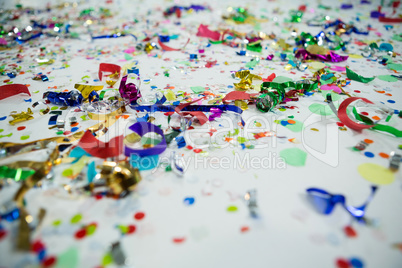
[364,139,373,144]
[287,120,296,124]
[379,152,389,159]
[372,116,380,121]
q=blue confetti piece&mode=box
[349,257,364,268]
[87,161,96,183]
[0,116,7,121]
[71,127,79,132]
[387,100,396,104]
[24,98,32,102]
[281,120,289,126]
[69,146,91,163]
[227,85,233,88]
[183,197,195,206]
[364,151,374,158]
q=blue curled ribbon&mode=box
[306,186,377,223]
[91,33,138,41]
[130,104,243,114]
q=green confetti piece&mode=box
[377,75,398,82]
[124,53,133,61]
[280,148,307,166]
[346,68,375,83]
[70,214,83,224]
[51,106,58,110]
[237,137,248,143]
[386,63,402,71]
[308,103,334,116]
[0,133,12,138]
[20,135,30,140]
[53,220,62,226]
[190,86,206,94]
[80,115,89,121]
[245,59,259,68]
[55,247,79,268]
[272,76,293,83]
[102,253,113,266]
[86,224,97,236]
[227,205,238,212]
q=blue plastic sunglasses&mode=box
[306,186,378,222]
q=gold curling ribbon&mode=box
[74,84,104,99]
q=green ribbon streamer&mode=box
[346,68,375,83]
[352,107,401,137]
[209,40,225,44]
[261,81,318,92]
[0,166,35,181]
[247,42,262,52]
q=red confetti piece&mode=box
[42,256,57,267]
[127,225,137,234]
[193,148,202,153]
[75,229,87,239]
[344,225,357,238]
[134,212,145,220]
[336,122,344,127]
[186,145,193,150]
[240,226,250,233]
[0,229,7,240]
[17,126,26,131]
[336,258,350,268]
[31,240,45,253]
[172,237,186,243]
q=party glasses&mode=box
[306,186,378,222]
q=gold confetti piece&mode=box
[310,128,319,131]
[98,161,142,196]
[234,100,249,110]
[9,108,34,125]
[74,84,104,99]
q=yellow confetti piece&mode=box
[348,54,364,59]
[310,128,319,131]
[164,89,176,101]
[309,62,326,70]
[358,163,395,185]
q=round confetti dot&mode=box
[378,152,389,159]
[227,205,238,212]
[20,135,30,140]
[344,226,357,238]
[349,257,364,268]
[387,100,395,104]
[74,229,87,239]
[71,127,79,132]
[42,256,57,267]
[172,237,186,243]
[134,212,145,220]
[364,152,374,158]
[17,126,26,131]
[183,197,195,205]
[127,225,137,234]
[358,163,395,185]
[31,240,45,253]
[399,144,402,150]
[363,139,373,144]
[86,223,97,235]
[240,226,250,233]
[0,229,7,240]
[336,258,350,268]
[371,116,380,121]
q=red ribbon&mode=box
[0,84,31,101]
[158,38,190,51]
[338,97,375,130]
[98,63,121,81]
[196,24,221,41]
[78,130,123,158]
